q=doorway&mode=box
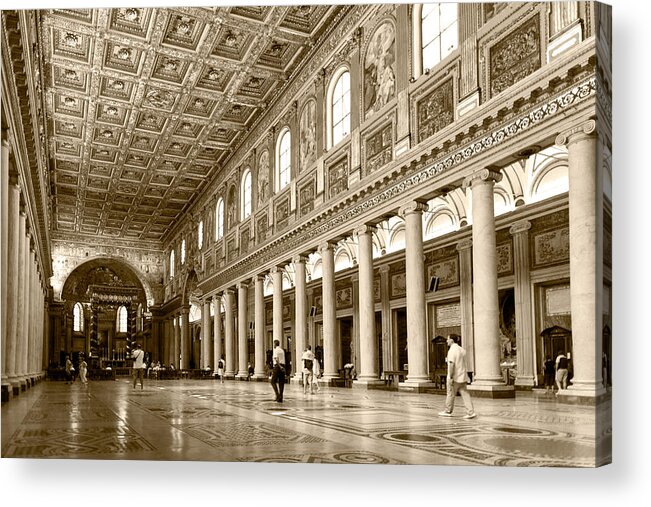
[339,317,353,367]
[394,308,408,370]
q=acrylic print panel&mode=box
[1,0,611,472]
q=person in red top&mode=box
[438,334,476,419]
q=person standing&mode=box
[312,356,321,393]
[270,340,286,402]
[301,345,315,395]
[544,356,555,394]
[79,356,88,385]
[217,356,225,383]
[132,343,145,390]
[555,352,569,393]
[438,334,476,419]
[65,355,74,384]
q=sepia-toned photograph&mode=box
[2,0,644,502]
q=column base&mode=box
[468,384,515,398]
[556,385,610,406]
[352,379,386,389]
[2,382,12,403]
[235,373,249,381]
[251,374,269,382]
[514,376,536,388]
[10,380,21,396]
[398,380,436,393]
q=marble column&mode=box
[4,184,20,392]
[1,130,8,384]
[180,307,190,369]
[399,202,432,388]
[212,294,222,373]
[253,275,266,379]
[557,121,605,398]
[510,220,536,387]
[173,313,181,369]
[463,169,511,394]
[293,256,308,379]
[320,242,339,381]
[28,249,36,381]
[456,239,475,373]
[236,281,249,379]
[379,265,391,373]
[13,212,27,391]
[224,289,236,378]
[271,267,284,349]
[202,299,212,369]
[354,225,382,386]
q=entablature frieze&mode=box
[197,58,597,297]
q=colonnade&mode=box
[2,129,48,400]
[158,120,606,401]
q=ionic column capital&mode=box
[456,238,473,251]
[462,169,502,190]
[292,254,308,265]
[555,119,597,146]
[379,264,391,273]
[353,224,376,237]
[269,265,284,275]
[318,241,336,254]
[212,293,221,303]
[252,273,265,284]
[223,288,235,297]
[237,280,249,290]
[509,220,532,235]
[398,201,428,218]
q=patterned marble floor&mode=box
[1,378,611,467]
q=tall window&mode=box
[331,70,351,147]
[117,306,128,333]
[421,3,458,71]
[216,198,224,240]
[276,128,291,191]
[198,220,204,250]
[73,302,84,332]
[181,239,186,264]
[241,170,252,219]
[169,250,175,279]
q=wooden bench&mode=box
[384,370,407,389]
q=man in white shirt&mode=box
[132,343,146,390]
[270,340,286,402]
[301,345,315,395]
[438,334,476,419]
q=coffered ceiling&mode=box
[40,5,341,242]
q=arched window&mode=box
[241,169,252,219]
[117,306,128,333]
[73,302,84,332]
[216,198,224,240]
[421,3,458,72]
[198,220,204,250]
[276,128,291,192]
[329,69,351,148]
[169,250,175,279]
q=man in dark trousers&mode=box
[270,339,286,402]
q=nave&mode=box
[1,379,610,467]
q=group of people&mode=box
[544,351,572,395]
[64,354,88,385]
[268,340,323,402]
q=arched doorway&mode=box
[60,258,148,369]
[540,325,573,382]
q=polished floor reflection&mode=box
[1,379,611,467]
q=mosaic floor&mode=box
[1,379,611,467]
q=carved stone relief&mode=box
[391,272,406,297]
[299,178,315,217]
[364,122,393,176]
[364,21,396,118]
[327,157,349,199]
[496,242,513,275]
[336,287,353,309]
[489,14,541,98]
[256,212,269,243]
[274,196,291,230]
[240,226,250,254]
[534,228,570,267]
[417,79,454,143]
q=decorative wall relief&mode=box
[274,196,290,230]
[496,242,513,275]
[299,100,317,172]
[436,303,461,328]
[299,177,315,216]
[483,2,509,23]
[240,226,250,254]
[534,227,569,267]
[416,79,454,143]
[364,21,396,117]
[374,278,381,302]
[427,257,459,288]
[226,237,237,263]
[489,14,541,98]
[313,294,323,315]
[391,272,406,297]
[256,212,268,243]
[257,150,270,208]
[364,123,393,176]
[336,287,353,309]
[327,156,348,199]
